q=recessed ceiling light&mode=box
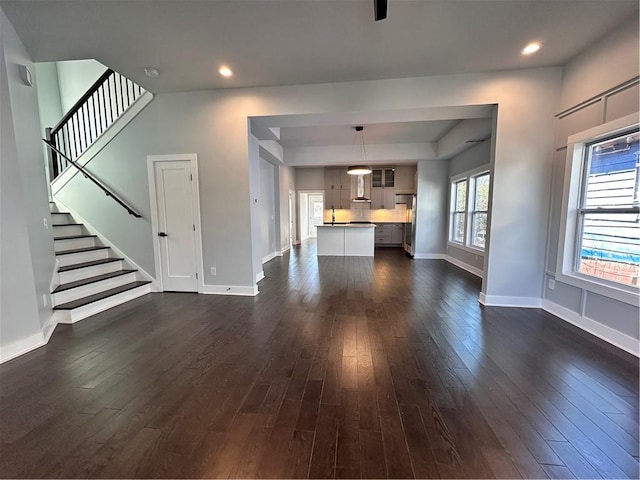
[521,42,542,56]
[218,65,233,77]
[144,67,159,78]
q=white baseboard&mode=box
[262,252,277,264]
[42,311,60,343]
[444,255,483,278]
[202,284,259,296]
[479,293,542,308]
[0,308,64,364]
[256,270,265,283]
[542,299,639,357]
[52,198,159,291]
[280,245,291,255]
[0,331,46,364]
[413,253,445,260]
[50,92,154,196]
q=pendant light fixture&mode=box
[347,126,372,175]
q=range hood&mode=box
[351,174,370,202]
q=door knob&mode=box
[158,232,168,237]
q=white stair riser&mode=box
[52,225,84,236]
[56,249,110,267]
[58,284,151,324]
[52,272,137,306]
[59,260,124,284]
[51,213,72,225]
[54,237,97,252]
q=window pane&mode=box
[585,133,639,209]
[474,174,490,211]
[579,212,639,286]
[578,131,639,287]
[471,212,487,248]
[452,213,465,242]
[455,180,467,211]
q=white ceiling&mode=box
[2,0,637,93]
[3,0,635,163]
[278,120,459,148]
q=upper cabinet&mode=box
[394,165,417,193]
[324,168,351,191]
[372,168,395,188]
[324,167,353,209]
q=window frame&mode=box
[556,113,639,307]
[469,172,490,249]
[448,166,491,253]
[449,178,468,245]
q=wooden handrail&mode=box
[51,68,115,135]
[43,139,142,218]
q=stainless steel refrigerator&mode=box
[403,194,416,257]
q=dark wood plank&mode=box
[0,244,637,479]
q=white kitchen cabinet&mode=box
[372,168,395,188]
[374,223,404,246]
[325,188,351,209]
[370,186,396,209]
[391,223,404,244]
[394,165,416,193]
[325,168,353,209]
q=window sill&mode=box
[554,270,639,307]
[447,242,485,256]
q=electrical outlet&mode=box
[43,218,48,229]
[548,278,555,290]
[210,267,216,276]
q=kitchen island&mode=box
[316,224,376,256]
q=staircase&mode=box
[50,202,151,323]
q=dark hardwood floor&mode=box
[0,242,638,478]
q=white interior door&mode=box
[153,160,198,292]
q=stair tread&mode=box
[54,235,97,240]
[56,246,110,255]
[58,257,124,272]
[53,269,137,293]
[53,281,151,310]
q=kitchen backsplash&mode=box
[324,203,409,223]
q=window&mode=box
[449,170,491,250]
[450,179,467,243]
[576,131,639,287]
[557,113,639,305]
[470,173,490,248]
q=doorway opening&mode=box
[298,191,324,242]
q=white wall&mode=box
[544,16,639,352]
[559,17,639,112]
[278,166,296,251]
[415,160,448,258]
[52,67,561,302]
[0,8,56,361]
[259,158,277,261]
[295,168,324,190]
[446,140,491,273]
[55,59,107,113]
[34,62,63,133]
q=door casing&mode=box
[147,153,204,293]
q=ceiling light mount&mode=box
[144,67,159,78]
